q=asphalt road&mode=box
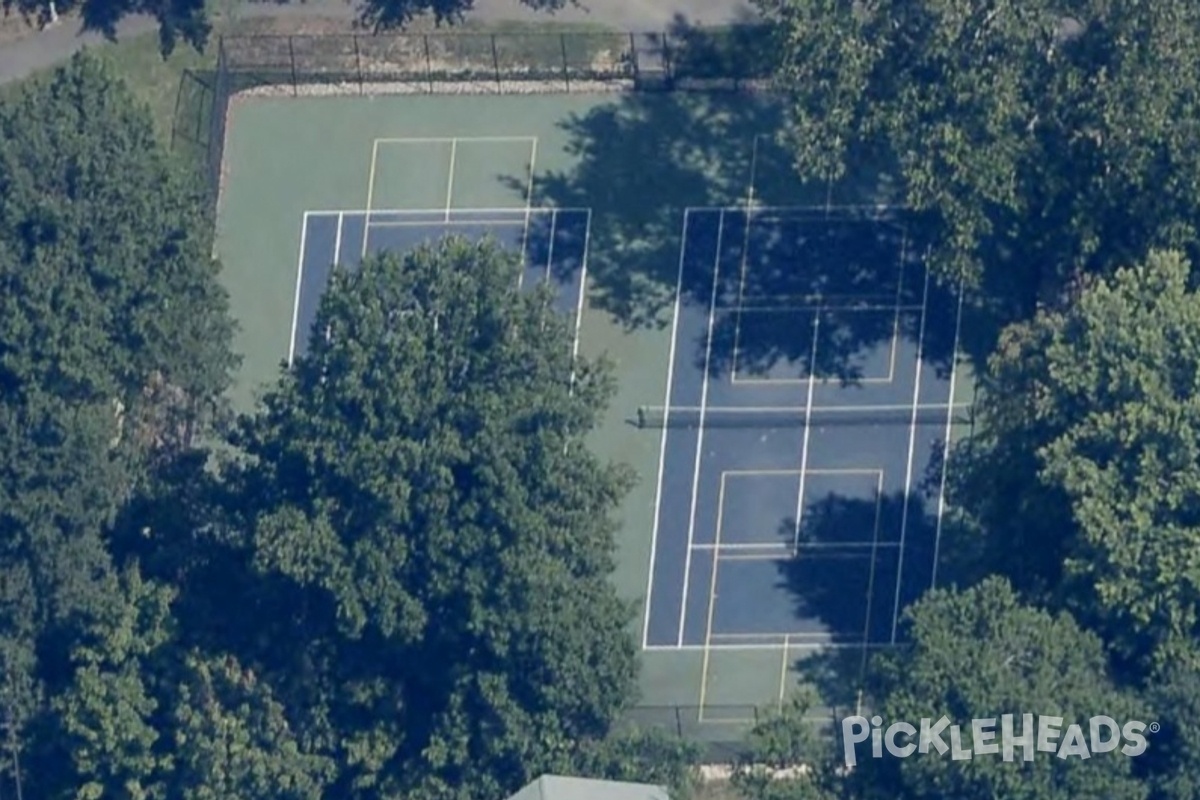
[0,0,756,84]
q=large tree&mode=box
[949,250,1200,670]
[755,0,1200,315]
[0,53,235,796]
[219,239,638,800]
[857,578,1149,800]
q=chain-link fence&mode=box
[170,26,777,203]
[623,703,847,763]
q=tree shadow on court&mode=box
[498,23,959,385]
[770,449,947,707]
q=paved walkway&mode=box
[0,0,755,84]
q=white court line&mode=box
[372,135,537,145]
[697,453,734,719]
[677,210,726,648]
[684,203,906,214]
[647,402,970,416]
[890,262,932,644]
[287,212,310,367]
[932,282,966,588]
[854,469,886,691]
[641,210,692,650]
[362,141,379,258]
[642,641,895,653]
[307,206,591,216]
[445,137,458,222]
[526,204,558,292]
[697,541,898,553]
[325,212,343,344]
[884,224,911,382]
[720,303,925,314]
[569,211,591,390]
[368,218,529,229]
[790,313,821,553]
[521,138,538,265]
[729,181,756,384]
[690,542,791,551]
[332,212,344,268]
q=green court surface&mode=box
[216,88,975,752]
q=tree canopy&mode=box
[859,578,1149,800]
[755,0,1200,314]
[216,239,639,799]
[949,250,1200,671]
[0,53,236,796]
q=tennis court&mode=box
[216,92,974,743]
[287,136,590,364]
[640,201,967,720]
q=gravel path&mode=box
[0,0,755,84]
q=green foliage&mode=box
[0,52,235,797]
[574,728,700,798]
[1037,252,1200,667]
[54,567,334,799]
[953,250,1200,668]
[0,52,236,446]
[226,239,638,799]
[1142,662,1200,800]
[732,690,846,800]
[860,578,1149,800]
[756,0,1200,309]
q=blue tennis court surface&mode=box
[290,208,590,362]
[642,206,966,654]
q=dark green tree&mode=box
[755,0,1200,313]
[1142,662,1200,800]
[223,238,637,800]
[0,52,235,795]
[731,689,847,800]
[949,250,1200,668]
[858,578,1149,800]
[52,566,334,799]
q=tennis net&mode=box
[636,403,971,429]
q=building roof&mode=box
[507,775,669,800]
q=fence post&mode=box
[354,35,364,94]
[662,29,672,86]
[559,33,570,92]
[491,34,501,92]
[674,706,683,738]
[629,32,639,84]
[288,36,298,96]
[423,35,434,93]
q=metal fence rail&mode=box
[217,27,774,95]
[623,703,848,763]
[178,26,776,204]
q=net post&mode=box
[288,36,298,97]
[354,34,364,94]
[560,33,570,91]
